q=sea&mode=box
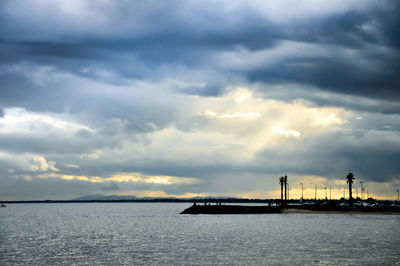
[0,203,399,265]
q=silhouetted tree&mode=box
[346,172,355,206]
[284,175,288,203]
[279,176,284,205]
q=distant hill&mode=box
[71,194,245,202]
[3,195,283,204]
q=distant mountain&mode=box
[71,194,240,201]
[3,195,279,203]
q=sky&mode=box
[1,0,399,200]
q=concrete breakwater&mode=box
[180,204,282,214]
[181,203,400,214]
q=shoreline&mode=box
[283,208,400,215]
[180,203,400,215]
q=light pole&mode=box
[310,183,317,201]
[300,183,304,203]
[284,175,288,204]
[329,186,331,200]
[360,181,364,200]
[279,176,284,205]
[315,184,317,201]
[397,189,399,202]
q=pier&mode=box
[181,173,400,215]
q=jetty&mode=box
[181,173,400,215]
[181,204,282,214]
[180,201,400,215]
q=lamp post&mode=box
[397,189,399,202]
[284,175,288,204]
[279,176,284,205]
[310,182,317,202]
[300,183,304,203]
[360,181,364,200]
[315,184,317,201]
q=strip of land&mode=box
[283,208,400,215]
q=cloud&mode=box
[36,172,201,185]
[0,107,92,135]
[199,110,261,119]
[107,173,201,185]
[0,152,59,172]
[0,0,399,200]
[270,126,301,138]
[1,0,398,103]
[100,182,120,192]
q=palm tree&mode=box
[279,176,285,205]
[346,172,355,206]
[284,175,288,203]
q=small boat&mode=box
[1,204,6,207]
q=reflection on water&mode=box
[1,203,399,265]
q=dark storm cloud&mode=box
[248,53,400,101]
[0,0,399,108]
[253,84,400,114]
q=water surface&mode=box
[1,203,399,265]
